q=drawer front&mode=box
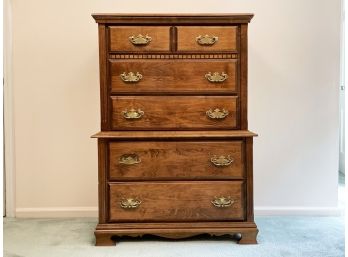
[109,181,244,222]
[110,59,237,94]
[109,141,244,180]
[109,26,170,52]
[177,26,238,52]
[111,96,238,130]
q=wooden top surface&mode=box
[91,130,257,139]
[92,13,254,24]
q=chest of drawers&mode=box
[92,14,258,246]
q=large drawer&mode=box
[109,26,171,52]
[108,181,245,222]
[109,59,237,94]
[109,140,244,180]
[177,26,238,52]
[111,96,238,130]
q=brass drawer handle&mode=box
[211,155,234,166]
[205,72,228,83]
[211,196,234,208]
[122,108,144,119]
[120,198,142,209]
[196,35,218,45]
[129,34,152,45]
[120,72,143,83]
[206,108,229,119]
[119,154,141,165]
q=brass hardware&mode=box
[122,108,144,119]
[206,108,229,119]
[120,72,143,83]
[211,196,234,208]
[196,35,218,45]
[129,34,152,45]
[120,198,142,209]
[119,154,141,165]
[205,72,228,83]
[210,155,234,166]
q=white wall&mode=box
[9,0,340,217]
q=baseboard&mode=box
[15,206,342,218]
[255,206,343,216]
[15,207,98,218]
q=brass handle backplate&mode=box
[211,196,234,208]
[119,154,141,165]
[205,72,228,83]
[206,108,229,119]
[122,108,144,119]
[196,35,218,45]
[120,198,142,209]
[210,155,234,166]
[129,34,152,45]
[120,72,143,83]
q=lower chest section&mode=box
[98,137,251,223]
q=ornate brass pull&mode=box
[120,72,143,83]
[211,155,234,166]
[211,196,234,208]
[205,72,228,83]
[196,35,218,45]
[122,108,144,119]
[206,108,229,119]
[119,154,141,165]
[129,34,152,45]
[120,198,142,209]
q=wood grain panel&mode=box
[110,59,237,94]
[240,24,248,129]
[111,96,238,130]
[97,139,108,223]
[109,141,244,180]
[177,26,237,52]
[98,24,109,130]
[109,181,244,222]
[109,26,170,52]
[245,137,254,222]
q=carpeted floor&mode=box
[4,216,345,257]
[4,174,345,257]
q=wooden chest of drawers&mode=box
[92,14,258,246]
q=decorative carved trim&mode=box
[94,226,259,245]
[109,53,238,59]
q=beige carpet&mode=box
[4,216,345,257]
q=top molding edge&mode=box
[91,13,254,24]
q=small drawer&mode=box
[109,26,170,52]
[109,181,245,222]
[111,96,238,130]
[109,140,244,180]
[177,26,238,52]
[110,59,237,94]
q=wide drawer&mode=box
[109,26,170,52]
[109,140,244,180]
[111,96,238,130]
[177,26,238,52]
[109,181,245,222]
[110,59,237,94]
